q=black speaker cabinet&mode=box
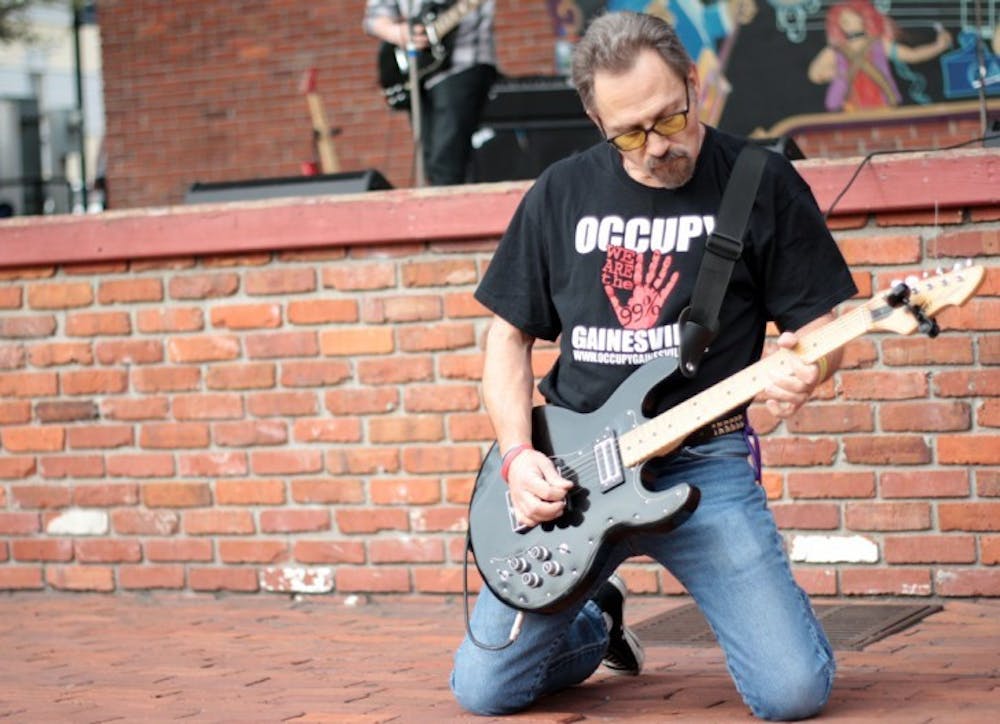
[470,123,602,183]
[185,169,392,204]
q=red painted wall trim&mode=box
[0,150,996,269]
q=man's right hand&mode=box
[504,449,574,528]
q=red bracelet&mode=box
[500,443,532,482]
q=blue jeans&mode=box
[451,432,835,720]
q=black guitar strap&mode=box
[679,142,768,378]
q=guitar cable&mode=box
[462,531,525,650]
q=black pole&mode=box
[72,0,88,211]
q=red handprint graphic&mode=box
[603,248,679,329]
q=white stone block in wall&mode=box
[789,534,879,564]
[45,510,109,536]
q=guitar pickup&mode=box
[594,434,624,491]
[505,490,532,534]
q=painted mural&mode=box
[546,1,1000,135]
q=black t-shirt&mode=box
[475,126,857,415]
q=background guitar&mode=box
[378,0,485,110]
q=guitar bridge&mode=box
[594,433,625,491]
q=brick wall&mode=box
[0,151,998,599]
[96,0,994,210]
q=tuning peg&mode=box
[905,275,920,288]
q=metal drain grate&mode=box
[633,602,943,650]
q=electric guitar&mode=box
[377,0,485,111]
[468,265,985,614]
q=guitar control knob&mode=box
[521,572,543,588]
[528,545,551,561]
[542,561,563,576]
[507,557,529,573]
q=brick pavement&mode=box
[1,593,997,722]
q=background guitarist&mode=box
[451,11,858,720]
[363,0,497,185]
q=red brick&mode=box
[0,567,44,589]
[259,509,330,533]
[0,314,56,338]
[325,388,398,415]
[12,539,74,562]
[370,478,442,505]
[169,272,240,299]
[786,404,873,434]
[980,398,1000,427]
[839,370,928,399]
[792,567,838,596]
[210,303,281,329]
[786,471,875,499]
[292,418,362,443]
[279,360,352,387]
[760,437,838,467]
[884,535,976,564]
[413,567,469,594]
[27,281,94,309]
[245,331,319,359]
[402,259,477,287]
[136,307,204,333]
[323,263,395,291]
[205,362,276,390]
[178,452,248,478]
[245,267,316,295]
[216,479,286,505]
[363,295,443,323]
[0,371,58,398]
[65,311,130,336]
[27,342,94,366]
[410,506,468,533]
[143,482,213,508]
[369,415,444,444]
[937,435,1000,465]
[0,512,39,535]
[94,339,164,365]
[213,420,288,447]
[2,426,65,453]
[131,366,201,392]
[0,285,22,308]
[167,335,240,363]
[444,291,489,319]
[0,344,24,369]
[845,502,932,531]
[404,384,480,413]
[97,278,163,304]
[982,536,1000,565]
[118,565,185,590]
[184,510,255,535]
[35,454,101,479]
[286,298,358,324]
[402,445,482,474]
[326,448,401,475]
[290,478,365,504]
[0,457,37,480]
[75,539,142,563]
[106,453,175,478]
[10,484,72,509]
[172,393,244,420]
[320,327,394,356]
[841,567,931,596]
[189,567,259,592]
[933,369,1000,397]
[335,508,409,534]
[111,509,180,536]
[144,538,213,562]
[219,540,289,564]
[46,566,115,592]
[61,369,128,396]
[67,424,133,449]
[357,356,434,385]
[335,567,410,593]
[838,234,921,265]
[882,336,973,365]
[35,400,98,423]
[247,391,317,417]
[397,323,475,352]
[934,569,1000,597]
[844,436,931,465]
[140,423,210,449]
[447,413,494,442]
[251,450,324,475]
[369,538,445,563]
[293,540,366,564]
[72,483,139,507]
[939,502,1000,531]
[438,353,485,380]
[0,400,31,424]
[879,401,971,432]
[880,470,969,498]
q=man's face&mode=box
[590,49,704,189]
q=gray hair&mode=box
[571,11,693,113]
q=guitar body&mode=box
[377,2,457,111]
[468,354,701,614]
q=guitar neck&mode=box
[430,0,483,38]
[618,303,873,466]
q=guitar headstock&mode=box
[867,263,984,336]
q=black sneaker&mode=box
[593,573,644,676]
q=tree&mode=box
[0,0,50,44]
